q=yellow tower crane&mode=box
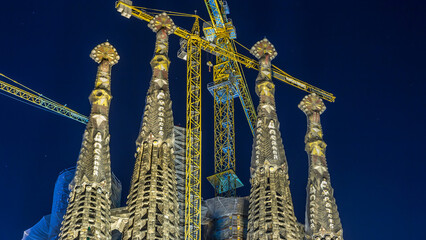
[202,0,335,200]
[184,17,204,240]
[202,0,252,198]
[0,73,88,124]
[115,1,335,240]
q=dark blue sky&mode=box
[1,0,425,239]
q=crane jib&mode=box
[115,1,335,102]
[0,76,89,124]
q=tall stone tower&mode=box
[122,13,180,240]
[247,39,301,240]
[299,93,343,240]
[59,42,119,240]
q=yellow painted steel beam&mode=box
[230,40,257,135]
[0,74,88,124]
[184,18,203,240]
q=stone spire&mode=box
[122,13,179,240]
[299,93,343,240]
[247,39,301,240]
[59,42,119,240]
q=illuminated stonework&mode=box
[59,42,119,240]
[247,39,302,240]
[299,93,343,240]
[121,13,180,240]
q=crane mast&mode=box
[203,0,247,197]
[184,18,203,240]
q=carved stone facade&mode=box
[59,42,120,240]
[299,94,343,240]
[121,13,180,240]
[247,39,302,240]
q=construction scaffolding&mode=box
[203,197,249,240]
[174,126,188,238]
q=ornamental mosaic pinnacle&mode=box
[122,13,180,240]
[247,39,302,240]
[59,42,119,240]
[299,93,343,240]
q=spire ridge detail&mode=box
[123,13,179,240]
[250,38,284,170]
[299,93,343,240]
[59,42,119,240]
[247,39,302,240]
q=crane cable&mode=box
[0,89,67,118]
[134,5,211,25]
[0,73,51,100]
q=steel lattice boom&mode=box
[0,73,88,124]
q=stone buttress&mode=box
[122,13,180,240]
[59,42,119,240]
[298,94,343,240]
[247,39,302,240]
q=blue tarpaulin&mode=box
[22,167,122,240]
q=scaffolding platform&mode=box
[207,169,243,194]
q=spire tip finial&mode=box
[250,38,277,60]
[148,13,176,35]
[90,42,120,65]
[298,93,326,115]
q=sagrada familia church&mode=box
[23,13,343,240]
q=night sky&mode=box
[1,0,425,239]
